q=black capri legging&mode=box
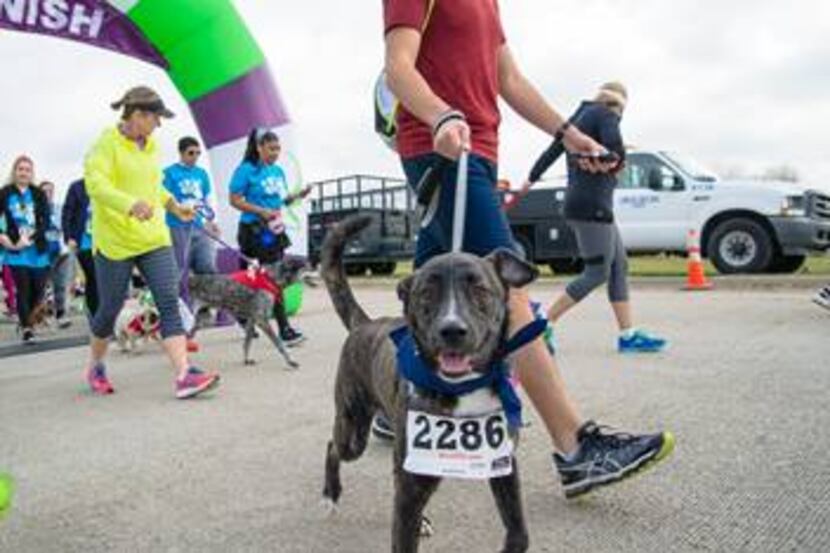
[76,249,99,318]
[90,247,184,339]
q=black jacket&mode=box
[0,184,50,253]
[528,101,625,223]
[62,179,90,245]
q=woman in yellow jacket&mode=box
[83,86,219,399]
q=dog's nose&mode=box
[439,320,469,344]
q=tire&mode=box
[548,258,585,275]
[344,263,367,276]
[707,218,774,274]
[369,262,397,276]
[768,254,806,274]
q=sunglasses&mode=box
[186,149,201,156]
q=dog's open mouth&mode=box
[437,352,474,378]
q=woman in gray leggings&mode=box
[526,82,666,353]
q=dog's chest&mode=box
[407,385,501,418]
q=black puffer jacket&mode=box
[0,184,51,253]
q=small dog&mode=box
[321,215,537,553]
[26,253,71,330]
[114,297,161,353]
[187,260,303,368]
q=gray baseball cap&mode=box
[111,86,175,118]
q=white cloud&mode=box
[1,0,828,200]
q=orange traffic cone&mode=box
[684,229,713,291]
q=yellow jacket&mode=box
[84,127,173,260]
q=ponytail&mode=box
[242,127,280,165]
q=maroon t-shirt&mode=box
[384,0,506,163]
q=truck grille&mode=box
[809,191,830,221]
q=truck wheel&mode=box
[768,254,806,274]
[549,258,584,275]
[344,263,367,276]
[369,262,397,276]
[708,218,774,274]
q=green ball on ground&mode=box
[0,473,13,516]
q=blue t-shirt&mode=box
[163,163,212,228]
[229,161,288,225]
[4,188,49,268]
[46,202,63,257]
[80,203,93,251]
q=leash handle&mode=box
[415,156,451,207]
[451,149,469,253]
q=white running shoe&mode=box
[812,286,830,311]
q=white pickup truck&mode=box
[508,150,830,274]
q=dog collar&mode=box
[390,319,546,430]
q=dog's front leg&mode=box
[392,471,440,553]
[489,460,529,553]
[243,321,257,365]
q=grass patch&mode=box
[372,254,830,278]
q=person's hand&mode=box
[173,203,196,223]
[519,179,533,196]
[298,184,313,199]
[562,127,617,174]
[129,200,154,221]
[16,234,32,249]
[205,221,221,237]
[66,239,78,253]
[260,208,280,221]
[433,119,471,160]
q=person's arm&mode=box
[528,141,567,183]
[84,136,140,215]
[385,27,470,158]
[61,183,78,245]
[597,110,626,169]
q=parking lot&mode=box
[1,280,829,552]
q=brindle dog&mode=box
[321,215,537,553]
[187,259,307,368]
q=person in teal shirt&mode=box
[0,156,51,343]
[229,128,309,346]
[163,137,219,353]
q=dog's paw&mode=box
[419,515,434,538]
[285,360,300,371]
[320,497,339,518]
[244,359,257,366]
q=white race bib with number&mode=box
[404,406,514,480]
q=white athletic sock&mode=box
[620,327,637,339]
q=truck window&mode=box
[620,155,683,192]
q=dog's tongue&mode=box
[438,353,473,376]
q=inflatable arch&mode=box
[0,0,307,258]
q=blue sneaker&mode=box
[618,329,667,354]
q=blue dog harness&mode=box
[390,319,547,430]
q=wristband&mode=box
[432,109,466,138]
[553,120,572,141]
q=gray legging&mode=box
[565,220,630,303]
[90,247,184,339]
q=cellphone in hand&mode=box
[572,151,620,164]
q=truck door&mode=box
[615,153,690,251]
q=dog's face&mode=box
[266,256,315,288]
[397,248,537,380]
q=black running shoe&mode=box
[280,328,306,347]
[371,413,395,442]
[553,421,675,499]
[21,328,35,345]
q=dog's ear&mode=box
[396,275,414,306]
[486,248,538,289]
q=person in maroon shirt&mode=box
[380,0,675,499]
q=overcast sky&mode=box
[1,0,828,197]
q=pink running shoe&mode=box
[87,363,114,395]
[175,367,220,400]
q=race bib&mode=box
[404,408,514,480]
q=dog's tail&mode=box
[321,215,373,331]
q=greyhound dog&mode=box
[321,215,537,553]
[187,259,307,368]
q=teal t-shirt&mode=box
[229,161,288,225]
[4,188,49,268]
[163,163,212,228]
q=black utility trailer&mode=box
[307,175,416,275]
